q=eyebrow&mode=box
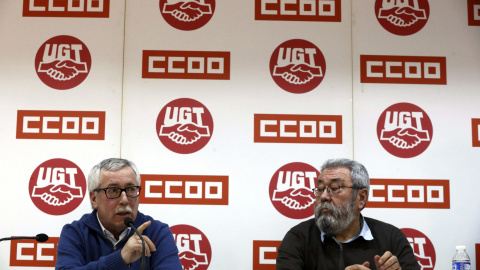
[317,178,344,184]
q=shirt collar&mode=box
[320,215,374,243]
[96,212,131,246]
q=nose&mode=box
[318,188,332,202]
[118,190,129,204]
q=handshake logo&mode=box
[29,159,86,216]
[377,103,433,158]
[375,0,429,35]
[162,0,213,22]
[378,0,427,27]
[159,0,215,31]
[270,39,326,94]
[32,183,83,206]
[156,98,214,154]
[35,35,91,90]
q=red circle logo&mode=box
[171,224,212,270]
[29,158,86,215]
[269,39,327,94]
[375,0,430,36]
[377,102,433,158]
[401,228,436,269]
[35,35,91,90]
[159,0,216,31]
[269,162,319,219]
[156,98,214,154]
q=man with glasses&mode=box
[276,158,420,270]
[56,158,182,269]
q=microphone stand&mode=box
[124,218,146,270]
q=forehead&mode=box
[317,167,352,185]
[100,166,137,186]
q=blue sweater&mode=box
[55,210,182,270]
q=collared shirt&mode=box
[96,213,131,248]
[320,215,374,243]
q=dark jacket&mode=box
[276,217,420,270]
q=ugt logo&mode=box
[401,228,436,269]
[159,0,215,31]
[269,162,319,219]
[29,158,86,215]
[156,98,214,154]
[270,39,326,94]
[377,102,433,158]
[35,35,91,90]
[375,0,430,35]
[171,224,212,270]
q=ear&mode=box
[90,191,98,209]
[357,188,368,210]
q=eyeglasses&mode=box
[312,186,358,197]
[94,186,141,199]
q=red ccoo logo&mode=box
[368,179,450,209]
[10,237,59,267]
[255,0,341,22]
[142,50,230,80]
[375,0,430,36]
[171,225,212,270]
[377,102,433,158]
[269,162,319,219]
[360,55,446,85]
[159,0,215,31]
[29,158,86,215]
[270,39,326,94]
[139,174,228,205]
[401,228,436,270]
[253,240,281,270]
[35,35,92,90]
[16,110,105,140]
[23,0,110,17]
[254,114,342,144]
[468,0,480,26]
[472,118,480,147]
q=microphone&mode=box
[124,217,146,270]
[326,234,344,270]
[0,233,49,243]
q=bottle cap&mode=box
[456,245,466,250]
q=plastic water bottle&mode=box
[452,245,471,270]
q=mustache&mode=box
[115,206,132,214]
[315,201,338,216]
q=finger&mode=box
[136,220,152,234]
[376,251,392,265]
[143,236,157,253]
[362,261,370,267]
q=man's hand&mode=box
[375,251,401,270]
[345,251,401,270]
[345,261,370,269]
[121,221,157,265]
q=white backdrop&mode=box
[1,0,479,269]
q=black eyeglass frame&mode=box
[94,186,142,199]
[312,186,361,197]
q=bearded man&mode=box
[275,158,420,270]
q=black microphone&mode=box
[124,217,146,270]
[326,234,344,270]
[0,233,49,242]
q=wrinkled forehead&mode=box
[316,167,352,185]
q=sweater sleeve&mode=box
[276,227,306,270]
[147,220,182,270]
[390,228,421,270]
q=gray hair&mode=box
[87,158,141,192]
[319,158,370,201]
